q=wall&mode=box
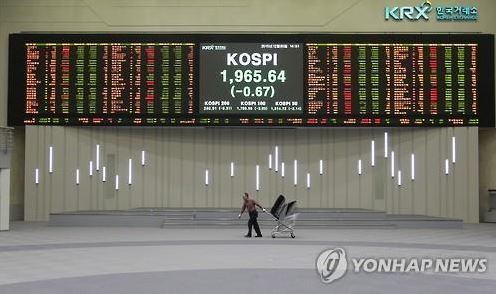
[9,128,24,220]
[479,129,496,220]
[0,169,10,230]
[0,0,495,222]
[24,126,479,222]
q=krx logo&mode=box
[385,1,433,21]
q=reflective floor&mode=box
[1,222,496,293]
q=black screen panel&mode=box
[8,33,495,127]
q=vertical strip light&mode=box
[371,140,375,166]
[76,169,80,185]
[205,169,209,186]
[445,159,449,175]
[35,168,39,185]
[89,161,93,176]
[141,150,146,166]
[49,146,53,173]
[115,175,119,190]
[275,146,279,172]
[268,154,272,170]
[398,170,402,186]
[128,159,132,185]
[230,162,234,177]
[358,159,362,175]
[384,132,388,158]
[411,154,415,181]
[452,136,456,164]
[391,151,395,178]
[281,162,285,178]
[102,166,107,182]
[96,144,100,171]
[256,165,260,191]
[306,173,311,189]
[294,160,298,186]
[319,160,324,175]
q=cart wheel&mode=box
[271,234,276,238]
[290,233,295,239]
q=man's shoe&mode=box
[244,234,252,238]
[255,235,263,238]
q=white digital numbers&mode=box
[200,43,303,114]
[220,69,286,99]
[220,69,287,84]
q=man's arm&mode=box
[238,203,246,218]
[255,200,266,212]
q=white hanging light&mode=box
[391,151,395,178]
[452,136,456,164]
[256,165,260,191]
[96,144,100,171]
[275,146,279,172]
[411,154,415,181]
[384,132,388,158]
[371,140,375,166]
[35,168,39,185]
[294,160,298,186]
[128,159,132,185]
[102,166,107,182]
[49,146,54,173]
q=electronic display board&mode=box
[8,34,495,127]
[200,43,303,114]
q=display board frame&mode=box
[8,33,495,127]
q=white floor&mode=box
[1,222,496,293]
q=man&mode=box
[238,192,265,238]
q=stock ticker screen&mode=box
[200,43,303,115]
[8,34,495,127]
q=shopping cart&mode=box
[264,195,298,238]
